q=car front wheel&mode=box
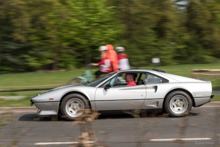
[60,94,90,120]
[164,91,192,117]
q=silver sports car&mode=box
[31,69,214,120]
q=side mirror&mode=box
[104,84,111,90]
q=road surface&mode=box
[0,102,219,147]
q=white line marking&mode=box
[150,138,211,142]
[34,141,95,145]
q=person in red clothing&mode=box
[116,46,130,70]
[125,73,137,86]
[93,46,111,78]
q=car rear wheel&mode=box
[164,91,192,117]
[60,94,90,120]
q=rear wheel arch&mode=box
[163,89,195,111]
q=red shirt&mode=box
[97,58,111,73]
[118,53,128,60]
[117,53,130,70]
[127,81,137,86]
[97,58,105,65]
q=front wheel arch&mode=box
[60,93,90,120]
[58,91,92,114]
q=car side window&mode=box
[100,72,149,88]
[113,73,127,87]
[99,77,117,88]
[145,74,162,84]
[137,73,146,85]
[113,72,144,87]
[100,72,140,88]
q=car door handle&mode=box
[153,86,158,92]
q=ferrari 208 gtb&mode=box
[31,69,214,120]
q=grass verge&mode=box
[212,94,220,101]
[0,97,32,107]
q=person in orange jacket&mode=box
[106,44,119,72]
[92,46,112,78]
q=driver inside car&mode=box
[125,73,137,86]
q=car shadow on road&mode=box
[18,110,199,121]
[18,114,66,121]
[98,110,199,119]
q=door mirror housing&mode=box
[104,84,111,90]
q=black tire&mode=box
[164,91,192,117]
[60,94,90,121]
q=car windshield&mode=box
[87,73,116,87]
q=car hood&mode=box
[51,84,81,90]
[40,84,85,95]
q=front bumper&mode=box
[33,102,59,115]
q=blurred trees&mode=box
[52,0,123,69]
[110,0,220,66]
[0,0,122,72]
[109,0,179,66]
[0,0,58,72]
[179,0,220,63]
[1,0,220,73]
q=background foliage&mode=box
[1,0,220,73]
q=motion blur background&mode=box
[1,0,220,73]
[0,1,220,146]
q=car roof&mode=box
[115,69,171,79]
[114,69,203,83]
[116,69,162,74]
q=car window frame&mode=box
[145,72,169,85]
[98,76,118,88]
[99,71,147,88]
[94,72,118,88]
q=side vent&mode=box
[146,101,159,108]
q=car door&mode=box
[143,73,169,108]
[95,72,147,110]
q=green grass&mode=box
[0,69,87,96]
[212,94,220,101]
[0,63,220,107]
[0,97,31,107]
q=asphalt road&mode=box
[0,103,220,147]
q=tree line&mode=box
[0,0,220,73]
